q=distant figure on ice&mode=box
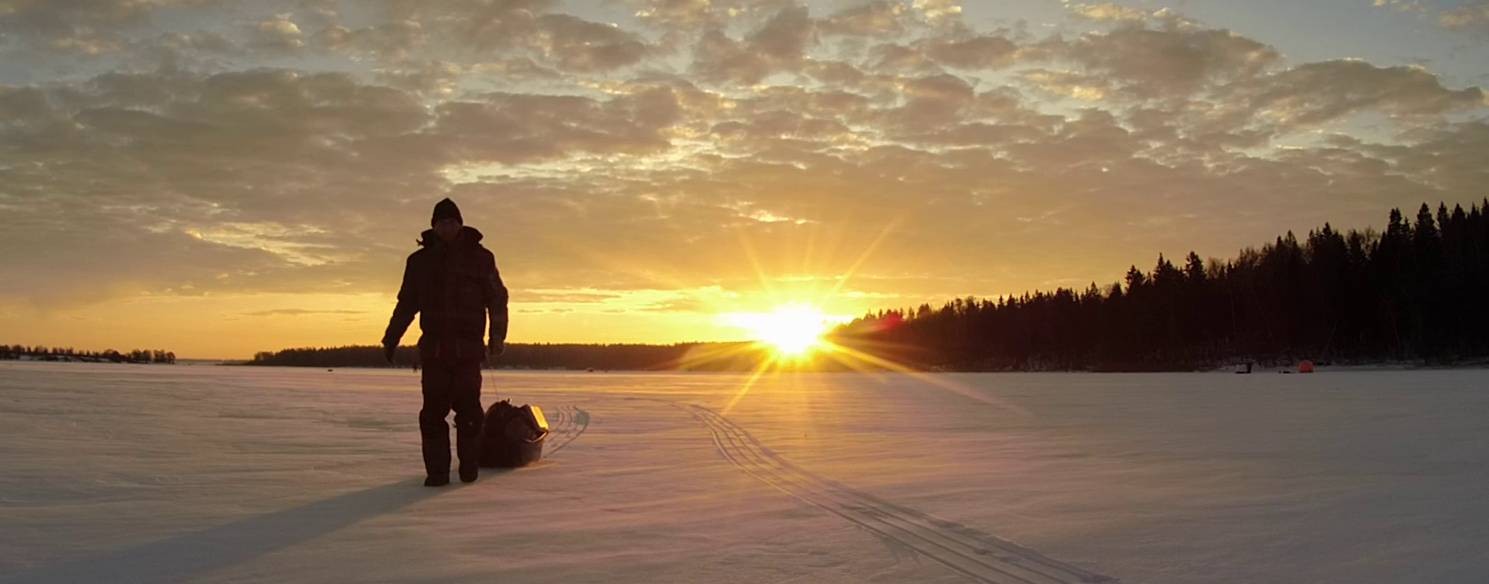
[383,198,509,487]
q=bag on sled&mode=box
[480,400,549,468]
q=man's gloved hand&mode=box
[488,340,504,358]
[383,343,397,364]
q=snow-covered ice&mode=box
[2,362,1487,583]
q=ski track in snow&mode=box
[684,403,1117,584]
[544,405,590,456]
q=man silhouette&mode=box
[383,198,509,486]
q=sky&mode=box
[1,0,1487,359]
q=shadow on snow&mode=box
[3,472,515,583]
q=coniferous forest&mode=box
[245,201,1489,372]
[248,342,773,371]
[1,345,177,364]
[834,201,1489,371]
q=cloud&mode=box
[1018,69,1109,102]
[690,5,815,84]
[628,0,796,30]
[1372,0,1425,14]
[433,87,681,164]
[1063,2,1153,23]
[316,19,425,62]
[1357,121,1489,195]
[517,290,625,303]
[750,5,814,60]
[252,13,305,51]
[334,1,651,73]
[531,14,649,72]
[1054,24,1280,99]
[1373,0,1489,39]
[922,34,1020,70]
[0,66,709,309]
[876,73,977,130]
[295,0,339,25]
[153,30,237,54]
[1241,60,1486,128]
[820,1,907,37]
[911,0,962,24]
[242,308,366,316]
[373,60,464,97]
[1438,1,1489,38]
[0,0,214,54]
[0,69,435,305]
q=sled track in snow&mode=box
[685,404,1116,584]
[544,405,590,456]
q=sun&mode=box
[723,303,845,358]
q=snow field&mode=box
[3,363,1488,583]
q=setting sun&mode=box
[723,304,848,358]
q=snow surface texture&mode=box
[2,362,1487,583]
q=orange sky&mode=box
[2,1,1487,358]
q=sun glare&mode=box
[723,303,846,358]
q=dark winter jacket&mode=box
[383,226,509,361]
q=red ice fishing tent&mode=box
[1298,360,1315,374]
[480,400,550,468]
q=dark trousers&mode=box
[419,356,484,478]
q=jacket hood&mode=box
[418,225,484,247]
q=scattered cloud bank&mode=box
[1374,0,1489,39]
[1,0,1486,335]
[1439,1,1489,38]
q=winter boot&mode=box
[424,474,450,487]
[455,418,482,483]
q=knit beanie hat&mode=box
[431,198,462,226]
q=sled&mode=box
[480,400,549,468]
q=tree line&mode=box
[833,201,1489,371]
[247,342,776,371]
[2,345,177,364]
[245,200,1488,372]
